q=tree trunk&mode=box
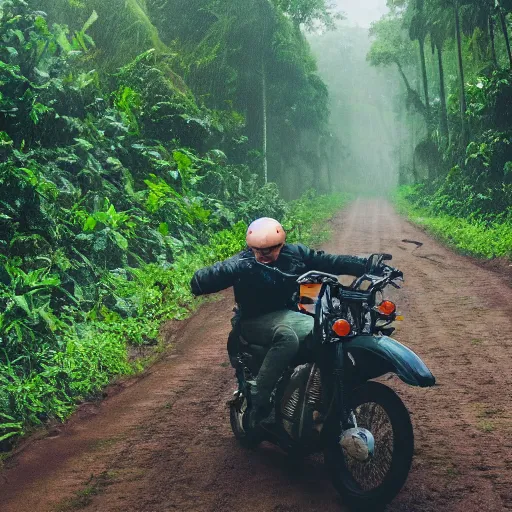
[316,133,330,193]
[499,7,512,68]
[454,1,468,144]
[396,61,428,123]
[419,38,430,118]
[437,44,449,144]
[411,110,419,183]
[262,58,268,184]
[489,13,498,67]
[396,60,412,91]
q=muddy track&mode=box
[1,198,511,512]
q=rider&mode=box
[190,217,369,429]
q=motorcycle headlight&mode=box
[332,319,352,337]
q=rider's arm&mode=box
[190,254,243,296]
[297,244,368,277]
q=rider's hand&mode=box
[379,264,403,280]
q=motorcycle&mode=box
[228,253,436,510]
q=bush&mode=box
[395,186,512,260]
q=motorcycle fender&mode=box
[344,336,436,388]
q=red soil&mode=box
[1,198,511,512]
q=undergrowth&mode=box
[0,191,347,448]
[0,2,348,448]
[395,186,512,260]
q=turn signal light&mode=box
[378,300,396,316]
[332,319,352,337]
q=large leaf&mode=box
[82,10,99,34]
[13,295,32,316]
[112,231,128,251]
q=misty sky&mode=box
[334,0,389,27]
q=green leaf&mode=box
[0,430,23,442]
[74,138,94,151]
[13,295,31,316]
[30,103,52,125]
[112,231,128,250]
[83,216,97,231]
[0,131,13,147]
[34,16,50,36]
[11,29,25,43]
[173,151,193,172]
[82,10,99,33]
[6,47,18,59]
[159,222,169,236]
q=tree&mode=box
[272,0,342,31]
[425,0,453,143]
[407,0,431,119]
[453,0,468,142]
[368,14,429,122]
[153,0,331,191]
[497,0,512,67]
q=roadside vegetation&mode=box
[396,186,512,259]
[368,1,512,260]
[0,0,344,448]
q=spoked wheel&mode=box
[324,381,414,510]
[229,392,264,448]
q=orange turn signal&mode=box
[378,300,396,316]
[332,319,352,337]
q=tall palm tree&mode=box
[496,0,512,67]
[426,0,452,142]
[407,0,431,120]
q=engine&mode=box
[280,364,324,444]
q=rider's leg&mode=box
[240,309,314,418]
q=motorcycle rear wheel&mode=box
[324,381,414,510]
[229,394,264,448]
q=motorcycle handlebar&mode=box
[251,259,403,290]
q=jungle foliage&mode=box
[368,0,512,250]
[32,0,340,198]
[0,0,345,447]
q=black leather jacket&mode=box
[191,243,368,319]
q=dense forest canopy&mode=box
[0,0,347,446]
[366,0,512,219]
[28,0,344,198]
[0,0,510,447]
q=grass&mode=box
[478,420,495,433]
[446,465,460,478]
[472,403,504,432]
[394,188,512,261]
[54,471,117,511]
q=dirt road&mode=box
[1,198,511,512]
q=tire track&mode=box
[1,198,511,512]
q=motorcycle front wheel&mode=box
[324,381,414,510]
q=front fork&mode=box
[319,342,354,437]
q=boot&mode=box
[243,382,272,431]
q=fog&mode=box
[309,2,404,194]
[334,0,389,27]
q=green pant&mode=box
[240,309,314,409]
